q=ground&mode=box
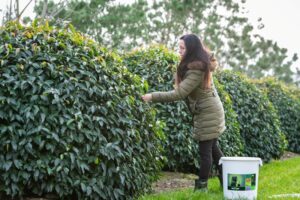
[151,151,300,193]
[151,172,198,193]
[280,151,300,160]
[23,151,300,199]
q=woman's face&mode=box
[179,39,186,59]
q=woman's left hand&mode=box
[142,94,152,102]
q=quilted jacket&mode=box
[151,61,225,141]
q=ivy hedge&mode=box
[216,71,286,162]
[0,21,164,199]
[255,78,300,153]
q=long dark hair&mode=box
[176,34,211,89]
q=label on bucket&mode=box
[228,174,256,191]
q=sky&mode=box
[0,0,299,72]
[244,0,300,72]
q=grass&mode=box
[139,157,300,200]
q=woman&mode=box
[142,34,225,192]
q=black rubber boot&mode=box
[218,174,223,189]
[194,179,208,192]
[218,166,223,188]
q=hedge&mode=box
[0,21,163,199]
[216,70,286,162]
[214,78,243,157]
[124,46,243,173]
[255,78,300,153]
[124,46,197,172]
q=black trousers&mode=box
[198,138,224,180]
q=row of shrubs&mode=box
[124,46,300,172]
[0,21,164,200]
[0,21,299,199]
[124,48,245,173]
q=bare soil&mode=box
[151,172,198,193]
[279,151,300,160]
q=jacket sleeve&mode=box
[151,70,203,103]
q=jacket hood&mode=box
[187,54,218,72]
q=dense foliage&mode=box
[214,78,243,157]
[124,46,244,173]
[0,21,164,199]
[124,46,197,172]
[256,78,300,153]
[1,20,299,199]
[216,71,286,162]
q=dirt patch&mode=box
[280,151,300,160]
[151,172,197,193]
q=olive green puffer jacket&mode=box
[151,61,225,141]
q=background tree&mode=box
[1,0,34,24]
[23,0,300,85]
[33,0,149,49]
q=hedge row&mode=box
[124,46,244,173]
[125,46,295,162]
[213,78,244,157]
[215,71,286,161]
[255,78,300,153]
[124,46,198,172]
[0,21,163,199]
[1,21,299,199]
[124,47,290,167]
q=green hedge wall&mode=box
[0,21,163,199]
[124,46,244,173]
[2,21,299,199]
[124,46,198,172]
[216,71,286,162]
[256,78,300,153]
[214,78,244,157]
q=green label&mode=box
[228,174,256,191]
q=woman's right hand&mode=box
[142,94,152,102]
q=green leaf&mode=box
[13,160,22,169]
[4,161,13,171]
[80,183,86,192]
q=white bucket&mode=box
[219,157,263,200]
